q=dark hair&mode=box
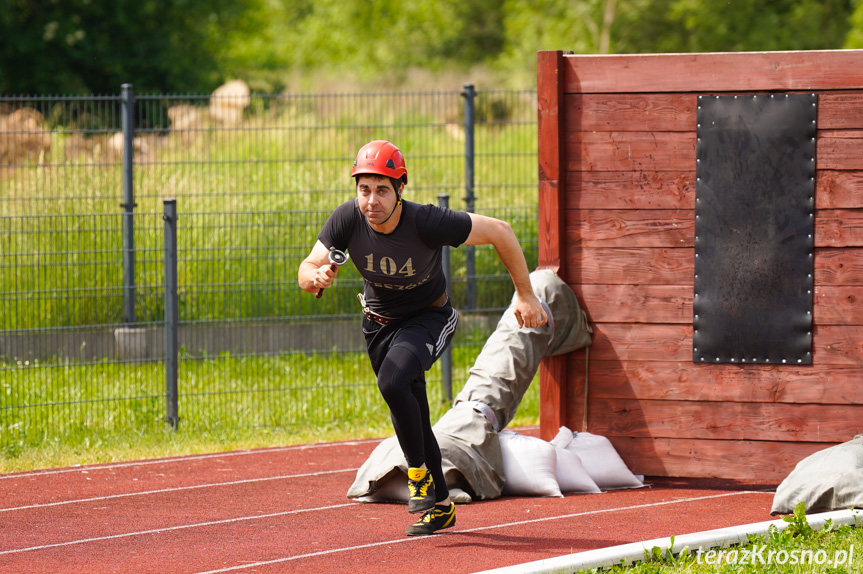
[354,174,405,191]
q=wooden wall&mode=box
[537,50,863,482]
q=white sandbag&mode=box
[347,271,593,503]
[550,426,600,493]
[499,430,562,497]
[771,434,863,515]
[553,427,643,490]
[554,446,601,493]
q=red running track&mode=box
[0,431,779,574]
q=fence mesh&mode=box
[0,87,538,447]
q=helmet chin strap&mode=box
[377,191,402,225]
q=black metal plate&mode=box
[693,94,816,365]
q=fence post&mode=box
[438,193,453,403]
[163,199,179,430]
[121,83,137,324]
[462,83,476,311]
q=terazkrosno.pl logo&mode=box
[696,545,855,567]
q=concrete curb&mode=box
[475,508,863,574]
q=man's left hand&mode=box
[513,293,548,329]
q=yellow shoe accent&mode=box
[407,467,435,513]
[406,503,456,536]
[407,467,426,482]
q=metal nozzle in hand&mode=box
[316,248,349,298]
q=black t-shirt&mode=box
[318,198,472,317]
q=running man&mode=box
[298,140,546,535]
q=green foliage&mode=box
[0,0,268,94]
[494,0,608,86]
[2,0,860,95]
[615,0,854,54]
[847,0,863,48]
[781,501,815,538]
[574,502,863,573]
[642,536,688,569]
[246,0,859,90]
[266,0,506,84]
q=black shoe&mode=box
[406,503,456,536]
[407,467,435,514]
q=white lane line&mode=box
[0,439,380,479]
[0,503,359,556]
[0,468,358,513]
[193,491,771,573]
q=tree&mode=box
[1,0,858,95]
[265,0,506,84]
[494,0,618,86]
[0,0,267,94]
[614,0,853,54]
[846,0,863,47]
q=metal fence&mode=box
[0,85,538,448]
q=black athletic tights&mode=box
[376,345,448,502]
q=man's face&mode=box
[356,175,400,226]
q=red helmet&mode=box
[351,140,408,185]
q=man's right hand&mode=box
[313,263,338,292]
[298,240,339,294]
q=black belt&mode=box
[358,292,449,326]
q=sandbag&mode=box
[347,270,593,502]
[551,427,644,490]
[499,430,562,497]
[771,434,863,515]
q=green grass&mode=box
[0,335,541,473]
[577,503,862,574]
[1,90,539,329]
[1,89,540,469]
[0,393,540,475]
